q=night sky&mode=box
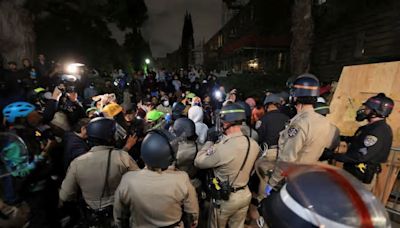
[142,0,223,58]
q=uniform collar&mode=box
[222,131,245,143]
[291,108,314,122]
[90,145,113,152]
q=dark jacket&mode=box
[258,110,290,147]
[63,132,88,171]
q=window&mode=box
[218,34,224,48]
[277,52,284,69]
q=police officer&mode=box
[254,93,290,198]
[332,93,394,190]
[267,74,336,191]
[59,117,139,227]
[194,103,259,228]
[173,117,200,180]
[237,101,259,141]
[114,129,199,227]
[314,101,341,162]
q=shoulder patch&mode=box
[364,135,378,147]
[287,127,299,138]
[206,147,216,156]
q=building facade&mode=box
[311,0,400,81]
[204,0,291,74]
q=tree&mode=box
[180,12,195,69]
[23,0,149,70]
[290,0,314,76]
[0,0,35,66]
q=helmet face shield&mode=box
[260,162,390,228]
[0,133,30,177]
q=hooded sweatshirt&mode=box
[188,106,208,144]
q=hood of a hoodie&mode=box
[188,106,203,123]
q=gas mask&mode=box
[355,108,371,122]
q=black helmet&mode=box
[87,117,116,141]
[141,129,178,169]
[291,74,320,97]
[260,165,389,228]
[363,93,394,118]
[220,103,246,124]
[173,117,196,138]
[314,102,330,116]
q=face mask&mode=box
[356,108,369,122]
[162,100,169,107]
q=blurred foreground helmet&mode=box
[363,93,394,118]
[0,132,30,177]
[3,102,35,123]
[173,117,196,138]
[260,164,390,228]
[86,117,116,141]
[291,74,320,97]
[141,129,178,169]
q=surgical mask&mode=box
[162,100,169,107]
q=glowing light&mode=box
[145,58,151,64]
[65,63,84,74]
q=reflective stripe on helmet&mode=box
[280,185,354,228]
[314,106,329,111]
[220,109,245,114]
[293,84,319,90]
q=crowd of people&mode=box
[0,54,394,228]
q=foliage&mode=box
[24,0,150,71]
[219,72,290,98]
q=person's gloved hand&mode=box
[165,113,172,124]
[264,184,273,197]
[207,131,220,143]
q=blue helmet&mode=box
[291,74,320,97]
[3,102,36,123]
[141,129,178,169]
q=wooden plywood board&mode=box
[327,61,400,205]
[327,61,400,147]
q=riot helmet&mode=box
[141,129,178,169]
[231,102,249,123]
[363,93,394,118]
[173,117,196,139]
[260,164,390,228]
[86,117,116,145]
[314,102,330,116]
[291,74,320,98]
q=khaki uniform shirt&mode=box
[269,109,336,186]
[176,141,200,179]
[59,146,139,209]
[194,131,259,188]
[114,169,199,228]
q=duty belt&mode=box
[231,185,247,193]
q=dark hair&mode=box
[88,137,114,147]
[7,61,17,65]
[296,96,317,105]
[73,118,90,133]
